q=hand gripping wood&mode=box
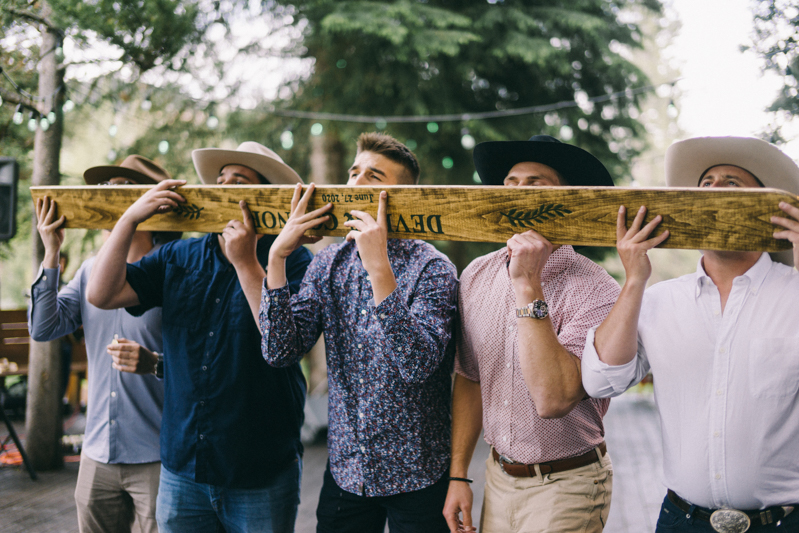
[29,185,798,252]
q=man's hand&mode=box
[344,191,391,274]
[772,201,799,268]
[344,191,397,304]
[119,179,186,226]
[443,481,476,533]
[107,338,158,374]
[269,183,331,261]
[616,205,669,286]
[36,196,66,269]
[507,230,553,293]
[222,201,262,269]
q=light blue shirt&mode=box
[29,255,164,464]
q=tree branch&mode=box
[2,6,61,33]
[0,86,42,112]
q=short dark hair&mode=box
[356,132,420,184]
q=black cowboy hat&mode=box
[473,135,614,187]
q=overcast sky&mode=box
[669,0,799,158]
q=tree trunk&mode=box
[26,2,65,471]
[304,130,346,395]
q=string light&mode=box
[12,105,23,125]
[47,111,56,123]
[109,125,118,137]
[206,115,219,129]
[27,112,38,131]
[158,140,169,154]
[310,122,323,136]
[427,122,439,133]
[63,99,74,112]
[40,116,50,131]
[280,130,294,149]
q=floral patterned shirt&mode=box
[260,239,458,497]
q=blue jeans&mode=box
[156,457,301,533]
[655,493,799,532]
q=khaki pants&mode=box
[74,454,161,533]
[480,447,613,533]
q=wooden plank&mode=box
[30,184,799,252]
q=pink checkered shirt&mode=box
[455,245,620,463]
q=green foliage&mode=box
[748,0,799,142]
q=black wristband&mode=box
[448,477,473,483]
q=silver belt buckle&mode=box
[709,509,751,533]
[498,454,515,475]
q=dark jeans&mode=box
[656,493,799,532]
[316,465,449,533]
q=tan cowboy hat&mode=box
[84,155,171,185]
[665,136,799,195]
[191,141,302,185]
[666,136,799,266]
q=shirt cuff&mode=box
[582,327,639,397]
[373,286,404,330]
[261,282,291,317]
[32,265,60,290]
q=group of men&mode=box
[29,131,799,533]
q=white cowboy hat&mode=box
[666,136,799,266]
[665,136,799,195]
[192,141,302,185]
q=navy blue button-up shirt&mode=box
[126,233,311,488]
[261,239,458,497]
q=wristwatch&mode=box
[152,353,164,379]
[516,299,549,320]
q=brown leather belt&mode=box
[492,442,607,477]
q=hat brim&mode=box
[473,141,614,187]
[665,137,799,195]
[192,148,303,185]
[83,166,159,185]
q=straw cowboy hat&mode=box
[84,155,171,185]
[473,135,615,187]
[665,136,799,195]
[192,142,302,185]
[666,136,799,266]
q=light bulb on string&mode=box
[0,95,3,106]
[158,140,169,154]
[40,116,50,131]
[109,125,118,137]
[12,105,24,125]
[63,100,74,113]
[206,115,219,129]
[47,111,56,123]
[141,98,152,111]
[460,128,475,150]
[27,112,38,131]
[280,130,294,150]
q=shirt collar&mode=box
[694,252,772,298]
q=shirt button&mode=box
[360,446,366,453]
[202,366,208,371]
[361,309,367,316]
[366,276,371,282]
[358,412,364,419]
[503,436,508,442]
[504,400,508,406]
[507,325,513,331]
[506,363,511,369]
[110,419,115,425]
[209,332,214,337]
[379,313,387,319]
[716,389,723,396]
[199,434,205,440]
[719,347,726,354]
[110,391,117,398]
[215,298,220,303]
[357,344,363,349]
[713,310,720,316]
[713,431,720,437]
[272,297,278,303]
[42,275,47,281]
[199,401,205,407]
[359,378,364,384]
[715,473,721,480]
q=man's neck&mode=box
[128,231,154,264]
[701,250,761,312]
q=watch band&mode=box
[152,353,164,379]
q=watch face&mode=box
[532,300,548,319]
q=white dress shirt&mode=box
[582,253,799,510]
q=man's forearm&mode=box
[593,279,646,366]
[87,217,138,309]
[235,260,267,327]
[450,374,483,477]
[515,283,585,419]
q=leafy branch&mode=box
[499,203,572,228]
[172,203,204,220]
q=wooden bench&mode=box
[1,309,88,410]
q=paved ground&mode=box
[1,392,663,532]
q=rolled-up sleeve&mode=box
[373,259,458,384]
[581,326,650,398]
[29,264,83,342]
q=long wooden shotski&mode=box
[29,185,799,252]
